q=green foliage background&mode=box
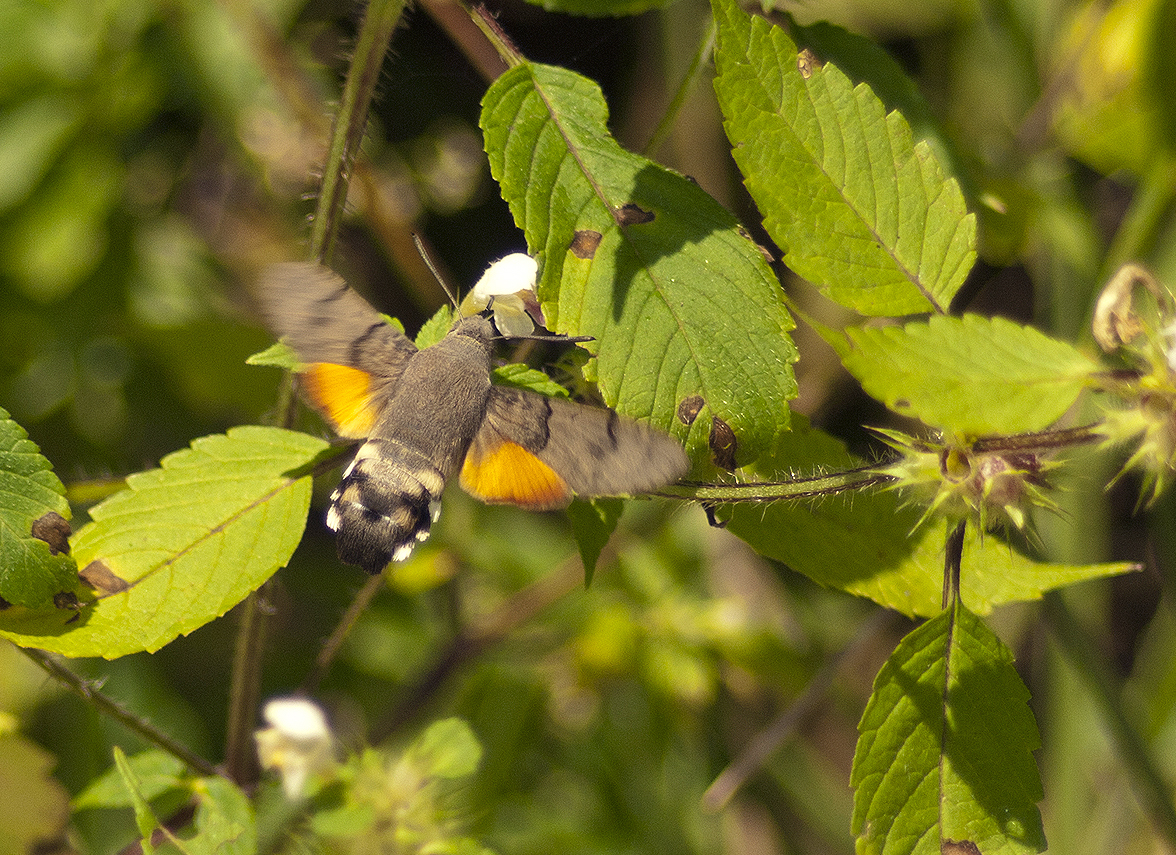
[2,0,1176,853]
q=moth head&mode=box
[448,314,496,348]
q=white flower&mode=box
[461,253,540,337]
[255,697,334,798]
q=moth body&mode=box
[257,262,689,574]
[328,318,495,571]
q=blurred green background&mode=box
[3,0,1176,852]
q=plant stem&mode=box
[309,0,410,263]
[224,581,273,786]
[701,607,902,811]
[1041,591,1176,848]
[642,16,717,157]
[20,647,218,778]
[301,572,386,695]
[469,3,525,68]
[943,519,965,610]
[658,464,891,503]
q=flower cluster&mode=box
[876,429,1057,533]
[1092,264,1176,505]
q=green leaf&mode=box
[189,776,255,855]
[0,427,328,658]
[74,750,188,810]
[491,362,571,398]
[245,340,299,370]
[416,305,455,349]
[852,602,1046,855]
[724,422,1136,616]
[791,21,963,187]
[0,406,76,607]
[839,314,1100,435]
[482,61,797,468]
[113,746,163,851]
[408,717,483,780]
[712,0,975,315]
[566,497,623,584]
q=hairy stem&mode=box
[658,464,892,503]
[309,0,410,263]
[21,647,218,778]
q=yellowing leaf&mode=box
[0,427,327,658]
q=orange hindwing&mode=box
[460,432,572,510]
[300,362,383,438]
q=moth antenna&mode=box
[412,232,462,313]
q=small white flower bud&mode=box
[255,697,334,798]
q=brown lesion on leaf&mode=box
[79,560,131,596]
[614,203,654,226]
[53,591,84,622]
[570,230,603,259]
[709,416,738,472]
[797,48,822,78]
[31,512,71,555]
[677,395,705,426]
[941,840,982,855]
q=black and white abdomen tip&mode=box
[326,440,445,573]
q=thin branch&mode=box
[301,572,387,696]
[223,581,274,787]
[369,553,586,742]
[420,0,509,83]
[701,608,902,811]
[642,17,717,157]
[468,3,526,69]
[21,647,218,778]
[309,0,410,263]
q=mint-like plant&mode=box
[1,0,1173,852]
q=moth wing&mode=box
[461,387,688,506]
[256,262,418,437]
[460,422,574,510]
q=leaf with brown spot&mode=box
[31,512,71,555]
[78,560,131,596]
[0,407,76,607]
[709,415,738,471]
[613,202,654,225]
[0,427,327,658]
[677,395,705,425]
[484,62,797,468]
[569,230,603,259]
